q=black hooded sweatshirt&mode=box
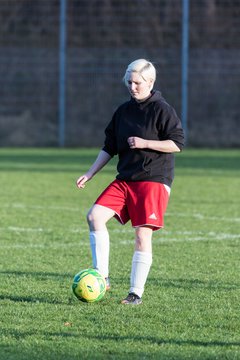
[102,90,185,187]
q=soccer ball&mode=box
[72,268,106,303]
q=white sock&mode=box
[89,230,110,278]
[130,251,152,298]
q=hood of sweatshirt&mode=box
[130,90,163,110]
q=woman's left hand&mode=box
[127,136,147,149]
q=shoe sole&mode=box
[121,299,142,305]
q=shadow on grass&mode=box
[85,334,240,348]
[110,276,239,291]
[0,150,116,173]
[147,277,239,291]
[0,269,73,279]
[0,294,65,305]
[176,154,240,171]
[0,270,74,305]
[1,328,240,349]
[0,150,239,173]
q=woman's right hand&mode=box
[76,150,112,190]
[76,175,90,189]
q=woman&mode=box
[76,59,184,305]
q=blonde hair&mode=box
[123,59,156,86]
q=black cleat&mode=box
[121,292,142,305]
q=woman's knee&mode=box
[86,204,115,230]
[86,207,97,226]
[135,226,153,252]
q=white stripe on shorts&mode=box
[163,184,171,195]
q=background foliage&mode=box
[0,0,239,147]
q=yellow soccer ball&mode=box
[72,268,106,303]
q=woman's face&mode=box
[125,71,153,101]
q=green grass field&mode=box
[0,148,239,360]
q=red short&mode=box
[95,179,169,231]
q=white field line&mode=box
[2,203,83,212]
[1,203,240,223]
[0,227,239,249]
[1,226,240,239]
[167,212,240,223]
[4,226,46,232]
[0,242,80,249]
